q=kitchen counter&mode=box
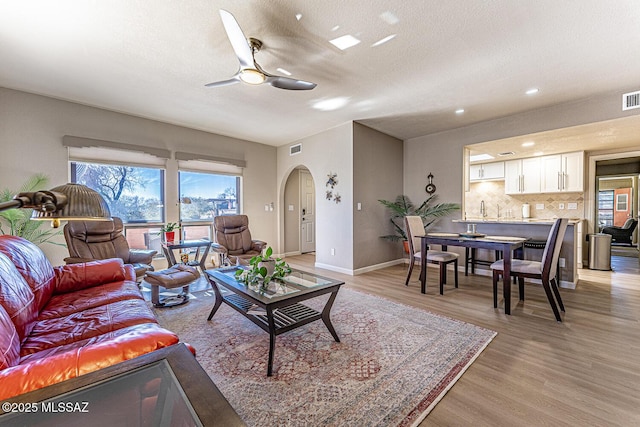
[445,218,586,286]
[455,218,583,225]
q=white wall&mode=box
[277,123,354,272]
[0,88,277,265]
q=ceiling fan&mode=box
[206,9,317,91]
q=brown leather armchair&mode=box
[63,217,157,280]
[212,215,267,265]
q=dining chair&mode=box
[404,216,459,295]
[490,218,569,321]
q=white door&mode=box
[300,170,316,253]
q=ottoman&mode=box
[145,264,199,307]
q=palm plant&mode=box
[0,174,64,246]
[378,194,460,242]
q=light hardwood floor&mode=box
[282,253,640,427]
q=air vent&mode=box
[289,144,302,155]
[497,151,515,157]
[622,91,640,111]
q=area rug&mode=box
[153,288,496,427]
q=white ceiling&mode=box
[1,0,640,147]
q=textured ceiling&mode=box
[1,0,640,146]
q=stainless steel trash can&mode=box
[589,233,611,270]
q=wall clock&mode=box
[425,173,436,194]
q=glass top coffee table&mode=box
[205,266,344,376]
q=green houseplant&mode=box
[378,194,460,251]
[0,174,64,247]
[235,247,291,288]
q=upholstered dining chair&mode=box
[212,214,267,265]
[490,218,568,322]
[404,216,459,294]
[63,217,157,281]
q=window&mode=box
[178,171,240,222]
[615,193,628,211]
[597,190,614,229]
[71,161,164,223]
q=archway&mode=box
[282,166,316,256]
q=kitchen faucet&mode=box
[480,200,486,218]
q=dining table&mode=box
[420,233,527,315]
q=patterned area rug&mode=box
[153,287,496,426]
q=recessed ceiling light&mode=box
[497,151,515,157]
[526,88,539,95]
[276,68,292,76]
[295,13,302,21]
[521,141,535,147]
[379,11,399,25]
[470,154,494,162]
[312,97,349,111]
[455,108,465,114]
[533,151,544,156]
[371,34,396,47]
[329,35,361,50]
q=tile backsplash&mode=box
[465,181,584,220]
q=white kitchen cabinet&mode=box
[505,158,541,194]
[469,161,504,181]
[541,151,584,193]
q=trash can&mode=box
[588,233,611,270]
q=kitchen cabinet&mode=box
[469,161,504,181]
[541,151,584,192]
[505,157,541,194]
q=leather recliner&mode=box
[212,215,267,265]
[64,217,157,280]
[602,218,637,246]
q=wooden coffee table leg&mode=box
[321,290,340,342]
[207,281,224,321]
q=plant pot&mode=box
[164,231,176,242]
[259,259,275,276]
[403,240,410,254]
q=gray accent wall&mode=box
[353,122,403,270]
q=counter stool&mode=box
[145,264,199,308]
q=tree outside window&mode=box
[71,162,164,223]
[179,171,240,221]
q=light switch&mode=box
[288,205,294,211]
[568,202,578,210]
[357,202,362,211]
[535,203,544,210]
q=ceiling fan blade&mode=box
[265,75,317,91]
[205,77,240,88]
[219,10,254,69]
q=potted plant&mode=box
[158,222,180,242]
[235,247,291,290]
[378,194,460,252]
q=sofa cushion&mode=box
[0,323,179,401]
[0,252,38,342]
[0,304,21,370]
[20,298,158,356]
[38,280,143,320]
[53,258,131,294]
[0,235,56,312]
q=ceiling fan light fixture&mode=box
[239,69,265,85]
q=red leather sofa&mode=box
[0,235,183,400]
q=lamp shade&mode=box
[31,183,111,228]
